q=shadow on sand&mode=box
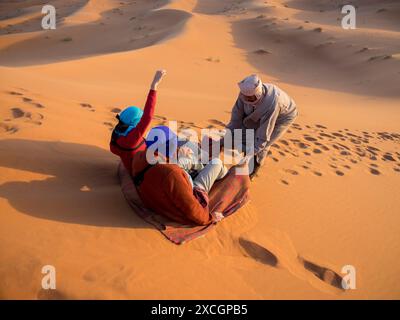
[0,139,149,229]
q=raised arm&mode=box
[125,70,167,146]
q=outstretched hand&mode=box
[151,69,167,90]
[211,211,224,223]
[236,155,251,176]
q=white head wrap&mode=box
[238,74,264,104]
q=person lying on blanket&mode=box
[131,126,227,226]
[109,69,167,172]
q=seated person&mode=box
[131,126,226,226]
[110,69,166,172]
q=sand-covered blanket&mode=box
[118,162,250,244]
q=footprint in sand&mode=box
[291,123,302,131]
[239,238,279,267]
[0,122,19,134]
[11,107,25,118]
[335,170,344,176]
[110,107,122,114]
[284,169,299,176]
[8,107,44,126]
[382,153,396,162]
[7,91,23,96]
[320,132,335,139]
[33,102,45,108]
[294,141,309,150]
[369,167,381,175]
[357,47,369,53]
[253,49,271,55]
[269,122,399,179]
[279,139,289,147]
[37,288,67,300]
[103,122,114,131]
[239,237,345,292]
[376,132,400,142]
[205,57,221,63]
[368,55,392,62]
[20,96,46,108]
[304,135,318,142]
[25,111,44,124]
[208,119,226,127]
[80,103,95,112]
[298,257,344,291]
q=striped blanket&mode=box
[119,162,250,244]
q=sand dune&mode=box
[0,0,400,299]
[63,0,119,26]
[230,0,400,97]
[0,0,90,34]
[0,0,190,66]
[288,0,400,32]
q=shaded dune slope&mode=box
[194,0,400,97]
[0,0,191,66]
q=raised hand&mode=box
[151,69,167,90]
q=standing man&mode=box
[225,74,298,180]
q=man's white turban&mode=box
[238,74,264,104]
[238,74,262,95]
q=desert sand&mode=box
[0,0,399,299]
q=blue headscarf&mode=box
[146,126,178,158]
[115,106,143,137]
